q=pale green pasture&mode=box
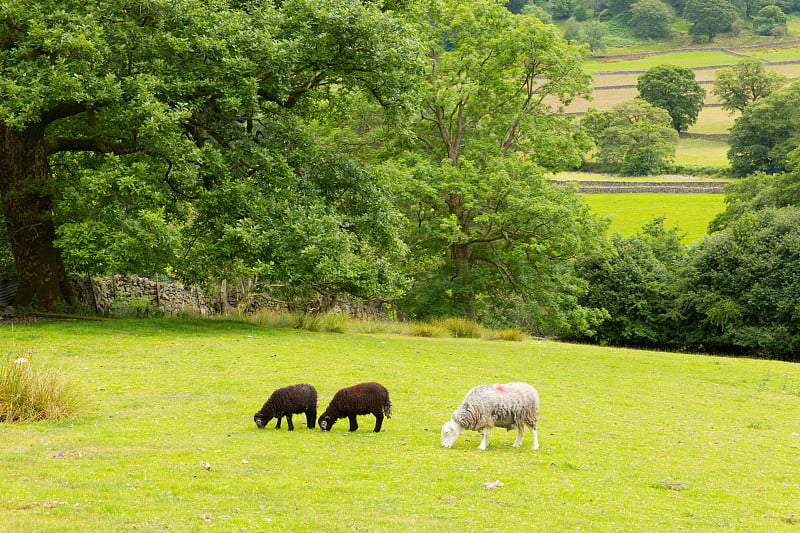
[675,137,730,166]
[753,46,800,62]
[687,106,736,135]
[594,69,720,85]
[766,62,800,78]
[584,51,736,74]
[556,172,718,182]
[582,192,726,243]
[2,319,800,532]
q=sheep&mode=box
[318,382,392,432]
[254,383,317,431]
[441,382,540,450]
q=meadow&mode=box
[3,319,800,531]
[582,192,725,243]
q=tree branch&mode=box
[44,136,139,156]
[39,101,88,129]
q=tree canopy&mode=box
[712,58,787,114]
[0,0,424,309]
[582,99,678,175]
[684,0,739,42]
[727,79,800,176]
[637,64,705,132]
[630,0,676,39]
[388,0,607,331]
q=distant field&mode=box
[582,192,726,243]
[686,107,736,135]
[585,51,736,73]
[565,43,799,174]
[675,137,729,166]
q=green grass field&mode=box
[2,319,800,531]
[582,192,726,243]
[584,51,738,73]
[675,137,730,166]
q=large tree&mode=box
[582,99,679,175]
[391,0,607,331]
[637,64,705,132]
[712,58,787,114]
[0,0,422,310]
[727,79,800,176]
[630,0,676,39]
[683,0,738,42]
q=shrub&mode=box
[677,207,800,358]
[574,218,685,347]
[1,352,82,423]
[110,296,165,318]
[753,5,787,36]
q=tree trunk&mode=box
[446,192,476,320]
[0,125,76,310]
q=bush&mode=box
[574,218,685,347]
[110,296,165,318]
[676,207,800,358]
[753,5,787,36]
[1,352,82,423]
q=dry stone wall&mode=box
[69,275,385,318]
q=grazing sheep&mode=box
[254,383,317,431]
[441,382,540,450]
[318,382,392,432]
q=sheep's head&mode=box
[441,420,463,448]
[254,413,272,429]
[318,413,334,431]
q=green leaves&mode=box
[2,0,424,307]
[712,58,787,114]
[637,64,705,132]
[583,99,678,175]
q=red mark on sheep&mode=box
[496,384,506,393]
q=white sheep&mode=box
[441,382,540,450]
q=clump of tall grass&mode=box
[225,309,525,341]
[488,328,527,341]
[436,317,483,338]
[406,321,449,338]
[0,351,82,423]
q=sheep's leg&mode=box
[512,425,524,448]
[275,416,282,429]
[348,415,359,432]
[306,408,316,429]
[372,413,384,432]
[531,427,539,450]
[286,414,294,431]
[478,429,490,450]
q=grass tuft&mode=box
[488,327,527,341]
[436,317,483,338]
[0,351,82,423]
[406,321,449,337]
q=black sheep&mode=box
[318,382,392,432]
[254,383,317,431]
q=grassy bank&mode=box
[2,319,800,531]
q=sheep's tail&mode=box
[383,398,392,419]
